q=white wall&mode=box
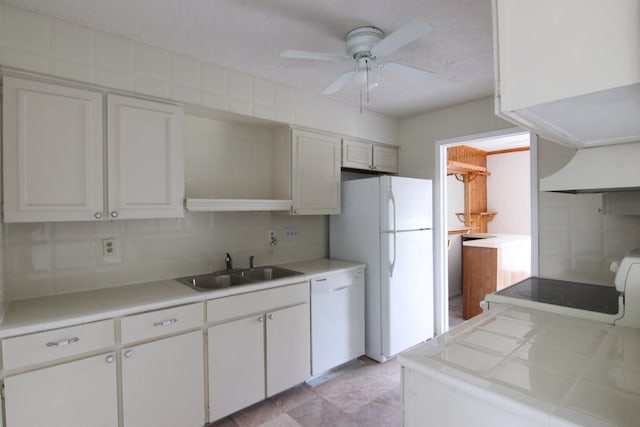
[0,4,394,301]
[487,150,530,235]
[446,176,465,229]
[399,99,640,287]
[399,97,514,180]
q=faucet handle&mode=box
[249,255,255,269]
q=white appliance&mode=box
[311,268,365,376]
[330,176,433,362]
[484,248,640,329]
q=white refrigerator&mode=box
[330,175,434,362]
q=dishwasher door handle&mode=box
[328,285,350,292]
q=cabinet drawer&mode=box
[2,319,115,371]
[207,282,309,324]
[121,303,203,345]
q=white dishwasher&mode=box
[310,267,365,376]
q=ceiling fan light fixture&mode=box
[352,57,380,91]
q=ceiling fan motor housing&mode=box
[345,26,384,59]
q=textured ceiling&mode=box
[5,0,495,118]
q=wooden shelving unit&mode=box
[446,146,496,233]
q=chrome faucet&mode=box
[249,255,255,269]
[225,252,233,270]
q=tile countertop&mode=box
[399,304,640,427]
[0,258,365,339]
[462,233,530,249]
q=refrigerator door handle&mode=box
[389,185,397,277]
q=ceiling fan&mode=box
[281,19,435,103]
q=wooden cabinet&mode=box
[493,0,640,146]
[342,138,398,173]
[121,331,204,427]
[273,127,341,215]
[4,353,118,427]
[462,243,530,319]
[2,75,184,222]
[206,282,311,421]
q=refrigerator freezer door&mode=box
[380,176,432,232]
[380,229,434,358]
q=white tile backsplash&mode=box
[2,211,328,300]
[537,140,640,283]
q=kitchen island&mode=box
[399,304,640,427]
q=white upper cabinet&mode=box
[493,0,640,147]
[2,75,184,222]
[107,95,184,219]
[273,127,341,215]
[2,77,104,222]
[342,138,398,174]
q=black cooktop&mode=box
[495,277,620,314]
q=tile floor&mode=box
[206,357,402,427]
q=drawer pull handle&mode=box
[329,285,349,292]
[315,278,327,282]
[46,337,79,347]
[153,318,178,327]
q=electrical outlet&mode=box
[284,226,299,241]
[102,238,116,257]
[268,230,277,245]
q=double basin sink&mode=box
[177,266,304,292]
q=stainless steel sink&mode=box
[177,266,303,292]
[237,266,303,281]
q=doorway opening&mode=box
[433,128,539,333]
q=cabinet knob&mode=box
[94,212,103,219]
[268,313,275,320]
[124,350,133,358]
[110,211,119,218]
[258,316,264,323]
[105,354,114,363]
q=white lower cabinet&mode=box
[265,303,311,397]
[4,353,118,427]
[207,282,311,421]
[121,330,205,427]
[208,315,265,421]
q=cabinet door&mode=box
[121,331,204,427]
[373,145,398,173]
[291,129,341,215]
[342,138,372,170]
[208,315,265,421]
[4,353,118,427]
[107,94,184,219]
[2,77,104,222]
[266,303,311,396]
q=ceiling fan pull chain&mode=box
[365,58,371,103]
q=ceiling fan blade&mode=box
[371,18,433,58]
[322,71,355,95]
[281,50,351,62]
[379,62,436,81]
